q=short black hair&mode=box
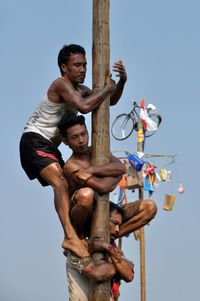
[58,114,86,138]
[58,44,86,75]
[109,201,123,216]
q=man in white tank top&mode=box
[19,44,127,259]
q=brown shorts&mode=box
[67,251,92,274]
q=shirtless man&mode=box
[19,44,127,258]
[59,114,157,240]
[60,115,157,300]
[66,202,134,301]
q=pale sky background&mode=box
[1,1,200,300]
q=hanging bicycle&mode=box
[111,99,162,141]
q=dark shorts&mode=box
[19,132,65,186]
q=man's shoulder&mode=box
[64,155,85,173]
[64,156,78,170]
[47,77,69,100]
[50,76,77,92]
[49,77,63,88]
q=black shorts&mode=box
[19,132,65,186]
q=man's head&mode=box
[109,202,123,243]
[58,114,89,154]
[58,44,87,83]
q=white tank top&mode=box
[23,95,77,145]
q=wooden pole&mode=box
[139,204,146,301]
[137,121,146,301]
[89,1,110,300]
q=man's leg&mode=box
[70,188,94,239]
[39,162,89,258]
[119,199,157,237]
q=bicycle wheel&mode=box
[144,113,162,138]
[111,114,135,140]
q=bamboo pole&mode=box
[137,121,146,301]
[89,1,110,300]
[139,203,146,301]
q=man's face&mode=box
[62,53,87,84]
[66,123,89,154]
[110,210,122,243]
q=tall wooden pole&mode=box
[137,121,146,301]
[89,1,110,300]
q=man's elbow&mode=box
[94,182,111,194]
[98,184,117,194]
[110,98,118,106]
[123,271,134,283]
[121,263,134,283]
[121,271,134,283]
[78,103,91,114]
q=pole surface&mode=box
[137,121,146,301]
[89,1,110,300]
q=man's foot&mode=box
[62,237,89,258]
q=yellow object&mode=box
[159,169,168,181]
[137,128,144,143]
[163,194,176,211]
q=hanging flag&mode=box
[144,175,154,192]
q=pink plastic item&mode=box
[178,183,184,194]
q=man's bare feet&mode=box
[62,237,89,258]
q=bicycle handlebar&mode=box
[131,99,157,112]
[131,99,139,108]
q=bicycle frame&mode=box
[129,102,141,123]
[111,100,162,141]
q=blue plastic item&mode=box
[125,152,144,171]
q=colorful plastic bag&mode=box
[125,152,144,172]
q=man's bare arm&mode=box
[82,260,116,282]
[106,244,134,282]
[89,240,134,283]
[76,155,126,180]
[86,175,122,194]
[64,155,125,194]
[54,77,116,114]
[65,167,121,194]
[110,60,127,106]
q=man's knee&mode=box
[39,162,67,188]
[75,188,94,209]
[141,199,157,220]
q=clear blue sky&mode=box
[1,1,199,300]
